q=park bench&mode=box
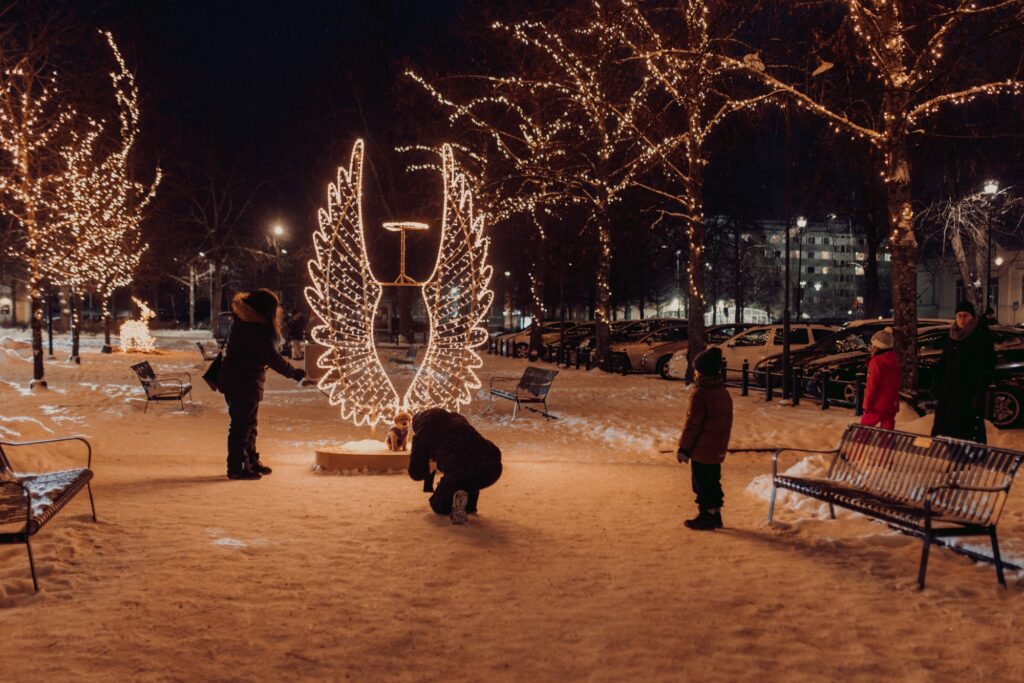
[769,424,1024,589]
[0,436,97,592]
[196,341,219,361]
[488,367,558,421]
[131,361,193,413]
[388,344,420,367]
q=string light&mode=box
[305,140,494,427]
[119,297,156,353]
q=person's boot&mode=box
[249,452,272,475]
[450,490,469,525]
[227,465,261,480]
[684,508,722,531]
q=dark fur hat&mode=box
[693,346,723,376]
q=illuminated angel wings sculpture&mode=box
[305,139,494,427]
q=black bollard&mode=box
[820,371,831,410]
[854,372,866,416]
[792,368,803,407]
[765,368,774,402]
[741,360,749,397]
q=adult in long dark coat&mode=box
[218,289,306,479]
[931,301,996,444]
[408,408,502,523]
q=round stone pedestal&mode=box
[315,439,408,473]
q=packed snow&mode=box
[3,328,1024,681]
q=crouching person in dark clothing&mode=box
[218,289,306,480]
[408,408,502,524]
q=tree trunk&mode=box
[593,215,612,368]
[528,270,545,360]
[70,287,81,363]
[948,222,978,306]
[188,264,196,330]
[30,271,45,385]
[102,291,113,353]
[684,169,706,383]
[886,139,918,392]
[9,276,17,326]
[212,261,225,322]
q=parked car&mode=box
[641,323,757,378]
[541,322,596,361]
[665,323,837,380]
[609,325,690,373]
[497,321,577,358]
[753,318,953,386]
[577,317,687,353]
[790,324,1024,429]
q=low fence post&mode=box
[820,371,831,410]
[741,360,749,396]
[585,348,593,371]
[765,369,774,402]
[854,372,866,416]
[621,355,629,376]
[792,368,802,407]
[575,349,582,370]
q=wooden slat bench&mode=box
[196,341,219,361]
[131,361,193,413]
[0,436,97,592]
[769,424,1024,589]
[388,344,420,367]
[488,367,558,421]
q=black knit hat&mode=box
[693,347,723,376]
[955,301,976,316]
[243,288,280,326]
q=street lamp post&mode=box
[270,224,285,302]
[796,216,807,320]
[983,180,999,313]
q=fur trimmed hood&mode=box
[231,291,281,337]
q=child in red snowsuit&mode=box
[861,327,900,430]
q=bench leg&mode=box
[918,533,932,590]
[25,536,39,592]
[768,483,778,524]
[488,391,493,411]
[989,527,1007,588]
[512,400,519,422]
[828,503,836,520]
[87,481,98,522]
[144,399,149,414]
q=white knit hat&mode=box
[870,327,894,350]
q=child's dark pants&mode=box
[430,463,503,514]
[691,461,723,510]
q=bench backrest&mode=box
[0,444,25,526]
[518,367,558,399]
[131,361,156,381]
[829,425,1024,526]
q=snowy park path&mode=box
[3,334,1024,681]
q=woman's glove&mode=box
[676,448,691,464]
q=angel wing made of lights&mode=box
[403,145,494,415]
[305,140,401,426]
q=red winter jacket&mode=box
[864,349,900,416]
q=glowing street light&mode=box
[983,180,999,311]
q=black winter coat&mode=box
[931,320,996,443]
[219,298,305,399]
[408,409,501,482]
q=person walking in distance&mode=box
[676,347,733,531]
[932,301,997,444]
[287,308,307,361]
[860,327,900,430]
[217,289,306,480]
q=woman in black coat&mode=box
[218,289,306,479]
[932,302,996,444]
[408,408,502,522]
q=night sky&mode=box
[61,1,1024,302]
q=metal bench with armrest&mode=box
[131,361,193,412]
[488,366,558,421]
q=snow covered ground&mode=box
[3,329,1024,681]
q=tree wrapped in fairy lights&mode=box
[305,139,493,428]
[44,31,160,358]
